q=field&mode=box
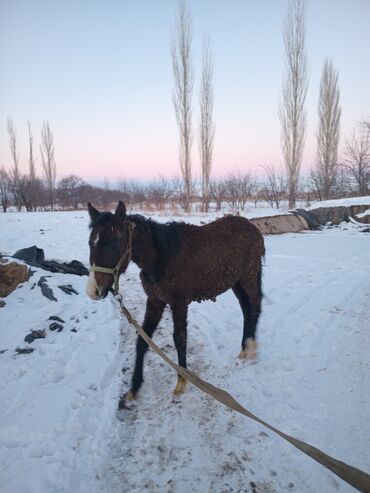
[0,209,369,493]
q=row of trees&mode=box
[0,160,366,213]
[172,1,215,213]
[277,0,369,205]
[2,107,367,214]
[1,118,56,212]
[171,0,369,211]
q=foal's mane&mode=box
[129,214,184,261]
[89,211,185,262]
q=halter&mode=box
[90,221,136,295]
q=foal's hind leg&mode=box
[125,297,166,402]
[170,302,188,395]
[232,280,262,360]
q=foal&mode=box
[86,201,264,403]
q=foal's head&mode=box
[86,201,132,300]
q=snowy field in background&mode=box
[0,207,283,262]
[308,195,370,210]
[0,208,369,493]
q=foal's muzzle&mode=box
[96,286,110,299]
[86,270,112,300]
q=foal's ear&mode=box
[87,202,100,222]
[115,201,126,220]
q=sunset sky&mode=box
[0,0,369,182]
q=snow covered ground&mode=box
[0,209,369,493]
[308,195,370,210]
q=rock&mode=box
[38,276,57,302]
[0,262,30,297]
[308,206,349,225]
[48,316,65,323]
[350,204,370,224]
[299,204,370,227]
[13,246,45,264]
[57,284,78,295]
[24,330,46,344]
[64,260,89,276]
[13,246,88,276]
[250,214,308,234]
[15,347,35,355]
[0,300,5,308]
[292,209,322,229]
[49,322,63,332]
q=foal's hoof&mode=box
[173,376,187,395]
[118,398,127,410]
[125,390,136,401]
[238,339,258,360]
[118,391,136,410]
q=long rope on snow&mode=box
[114,293,370,493]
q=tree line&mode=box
[0,112,368,213]
[0,159,366,213]
[1,119,57,212]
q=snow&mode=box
[0,207,282,262]
[1,210,370,493]
[356,208,370,219]
[308,195,370,210]
[140,204,288,224]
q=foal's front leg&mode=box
[170,302,188,395]
[124,297,165,403]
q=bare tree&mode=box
[147,177,173,210]
[199,36,215,212]
[40,121,56,210]
[30,177,47,211]
[261,164,287,209]
[127,181,146,208]
[0,167,11,212]
[209,178,226,212]
[57,175,86,209]
[7,117,22,211]
[27,120,39,210]
[238,171,256,210]
[17,174,37,212]
[279,0,308,209]
[311,58,341,200]
[172,0,193,213]
[170,175,186,210]
[101,177,111,208]
[28,121,36,181]
[117,178,131,204]
[225,169,255,211]
[251,181,263,209]
[342,122,370,196]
